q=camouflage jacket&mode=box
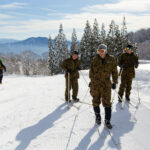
[61,57,80,79]
[0,61,6,73]
[118,52,139,78]
[89,54,118,86]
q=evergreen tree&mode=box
[114,25,123,58]
[121,16,128,51]
[100,23,106,44]
[80,20,92,69]
[53,24,68,73]
[70,28,79,54]
[106,20,116,55]
[91,18,101,58]
[48,35,54,75]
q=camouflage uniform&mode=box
[0,60,6,84]
[89,54,118,108]
[118,52,139,99]
[61,57,80,101]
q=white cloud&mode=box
[0,11,150,40]
[0,13,13,19]
[0,0,150,40]
[82,0,150,13]
[0,2,28,9]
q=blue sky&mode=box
[0,0,150,40]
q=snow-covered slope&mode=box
[0,62,150,150]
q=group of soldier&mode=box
[0,44,139,129]
[61,43,139,129]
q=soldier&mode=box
[61,51,80,102]
[0,59,6,84]
[89,44,118,129]
[118,44,139,102]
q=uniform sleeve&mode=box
[134,54,139,68]
[61,60,67,71]
[77,59,81,69]
[112,57,118,84]
[118,54,123,67]
[2,64,6,72]
[89,60,94,79]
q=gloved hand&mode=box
[133,62,137,68]
[66,69,72,73]
[112,83,116,90]
[89,82,91,87]
[120,64,125,68]
[77,67,81,70]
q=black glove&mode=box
[77,67,81,70]
[112,83,116,90]
[4,68,6,72]
[89,82,91,87]
[120,64,125,68]
[66,69,72,73]
[133,62,137,68]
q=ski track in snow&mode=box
[0,62,150,150]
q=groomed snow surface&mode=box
[0,61,150,150]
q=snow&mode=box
[0,61,150,150]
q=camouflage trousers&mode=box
[65,77,78,101]
[90,83,112,108]
[118,74,133,98]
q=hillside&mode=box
[0,61,150,150]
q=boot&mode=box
[72,97,79,102]
[118,96,122,103]
[93,106,101,125]
[105,120,112,129]
[126,96,130,102]
[65,97,71,102]
[105,107,112,129]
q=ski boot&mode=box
[73,97,79,102]
[126,96,130,102]
[93,106,101,125]
[96,114,101,125]
[105,120,112,129]
[105,107,112,129]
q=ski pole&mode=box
[135,76,141,103]
[111,88,116,104]
[68,72,70,108]
[118,67,123,76]
[79,70,89,86]
[115,91,125,109]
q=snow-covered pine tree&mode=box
[106,20,116,55]
[53,24,68,73]
[48,35,54,75]
[114,25,123,59]
[70,28,79,55]
[121,16,128,51]
[91,18,101,58]
[100,23,106,44]
[80,20,92,69]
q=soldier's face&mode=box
[126,48,132,54]
[72,54,78,60]
[98,49,106,59]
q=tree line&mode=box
[48,17,137,75]
[1,17,143,76]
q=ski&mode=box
[59,98,80,110]
[104,125,121,147]
[94,124,107,140]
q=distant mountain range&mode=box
[0,37,71,55]
[0,38,19,44]
[0,37,49,55]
